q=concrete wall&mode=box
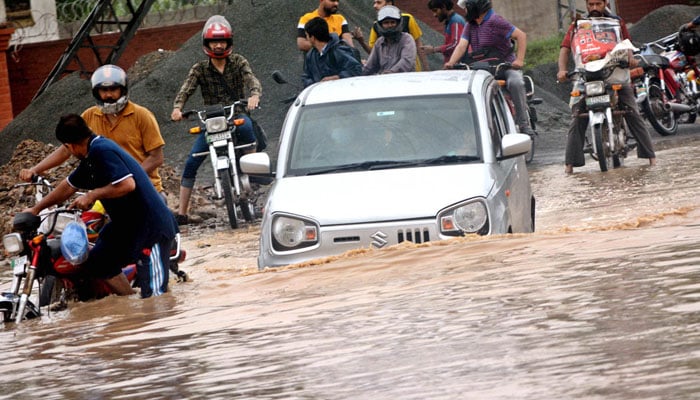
[5,0,60,45]
[491,0,586,39]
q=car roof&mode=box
[298,70,491,106]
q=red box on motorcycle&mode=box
[573,18,622,67]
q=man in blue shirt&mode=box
[302,17,362,87]
[27,114,177,298]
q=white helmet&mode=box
[377,5,403,40]
[91,64,129,114]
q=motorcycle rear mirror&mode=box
[272,70,288,85]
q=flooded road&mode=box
[2,142,700,399]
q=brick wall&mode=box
[617,0,689,23]
[0,28,15,131]
[5,22,204,118]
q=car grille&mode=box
[330,225,433,249]
[398,228,430,244]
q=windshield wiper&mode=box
[306,160,417,175]
[305,156,480,176]
[418,155,481,165]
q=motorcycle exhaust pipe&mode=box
[663,102,695,113]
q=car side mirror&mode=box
[499,133,532,160]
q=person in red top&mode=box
[423,0,466,63]
[557,0,655,174]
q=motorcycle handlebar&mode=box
[452,62,513,77]
[181,100,251,121]
[12,175,53,191]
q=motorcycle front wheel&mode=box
[0,300,13,322]
[218,168,238,229]
[642,83,678,136]
[593,123,611,172]
[39,274,65,308]
[0,299,40,322]
[239,199,255,223]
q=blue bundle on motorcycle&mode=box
[60,221,89,265]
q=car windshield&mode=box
[286,95,480,176]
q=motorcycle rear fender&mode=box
[216,156,230,170]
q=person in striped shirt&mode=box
[445,0,533,136]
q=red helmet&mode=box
[202,15,233,58]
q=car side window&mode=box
[487,83,509,156]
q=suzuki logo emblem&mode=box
[370,231,388,248]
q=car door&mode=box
[485,81,532,232]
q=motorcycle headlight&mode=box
[53,213,77,234]
[205,116,228,133]
[439,200,489,236]
[271,215,318,251]
[3,233,23,256]
[584,81,606,96]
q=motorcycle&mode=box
[452,61,541,163]
[0,176,187,323]
[568,40,638,172]
[634,32,700,136]
[182,101,260,229]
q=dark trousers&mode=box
[565,84,656,167]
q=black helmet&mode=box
[678,26,700,56]
[464,0,491,23]
[376,5,404,40]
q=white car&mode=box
[241,70,535,270]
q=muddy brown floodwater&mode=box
[1,142,700,399]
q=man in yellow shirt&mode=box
[19,65,167,201]
[352,0,429,71]
[297,0,355,52]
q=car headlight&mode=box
[3,233,23,256]
[584,81,605,96]
[205,116,228,133]
[439,200,489,236]
[271,215,318,251]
